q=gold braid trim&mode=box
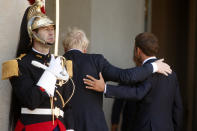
[56,78,75,108]
[50,96,55,125]
[64,78,75,107]
[56,90,65,107]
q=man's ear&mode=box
[83,49,87,53]
[82,47,87,53]
[64,48,68,52]
[136,47,141,55]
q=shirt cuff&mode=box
[151,62,158,73]
[104,84,107,94]
[67,129,74,131]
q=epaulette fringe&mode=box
[1,54,26,80]
[65,60,73,78]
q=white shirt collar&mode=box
[142,56,157,65]
[67,48,83,53]
[32,48,48,55]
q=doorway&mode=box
[148,0,197,131]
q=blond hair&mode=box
[63,28,89,51]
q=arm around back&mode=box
[105,81,152,100]
[96,54,153,84]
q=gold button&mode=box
[54,97,57,101]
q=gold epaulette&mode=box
[1,54,26,80]
[65,60,73,78]
[16,54,26,60]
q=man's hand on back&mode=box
[83,72,105,92]
[154,58,172,76]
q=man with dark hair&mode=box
[134,33,159,64]
[84,32,183,131]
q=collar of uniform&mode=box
[31,48,50,59]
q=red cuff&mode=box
[39,87,45,92]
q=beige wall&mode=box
[91,0,145,128]
[0,1,29,131]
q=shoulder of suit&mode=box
[168,71,177,79]
[154,71,177,81]
[1,54,26,80]
[88,53,104,59]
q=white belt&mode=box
[21,107,64,118]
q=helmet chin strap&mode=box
[33,32,54,46]
[33,32,45,44]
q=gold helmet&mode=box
[27,0,55,44]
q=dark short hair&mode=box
[135,32,159,56]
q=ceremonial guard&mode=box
[2,0,74,131]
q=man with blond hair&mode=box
[62,28,171,131]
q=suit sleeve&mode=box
[173,76,183,131]
[105,81,151,100]
[63,79,75,129]
[9,62,49,110]
[97,55,153,84]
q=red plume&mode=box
[41,7,46,14]
[28,0,35,5]
[27,0,46,14]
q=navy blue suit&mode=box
[63,50,154,131]
[106,58,183,131]
[111,99,137,131]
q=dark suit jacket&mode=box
[111,99,137,131]
[63,50,155,131]
[106,58,183,131]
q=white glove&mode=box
[32,56,69,81]
[47,55,69,81]
[36,55,69,96]
[37,69,56,96]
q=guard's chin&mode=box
[46,42,54,46]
